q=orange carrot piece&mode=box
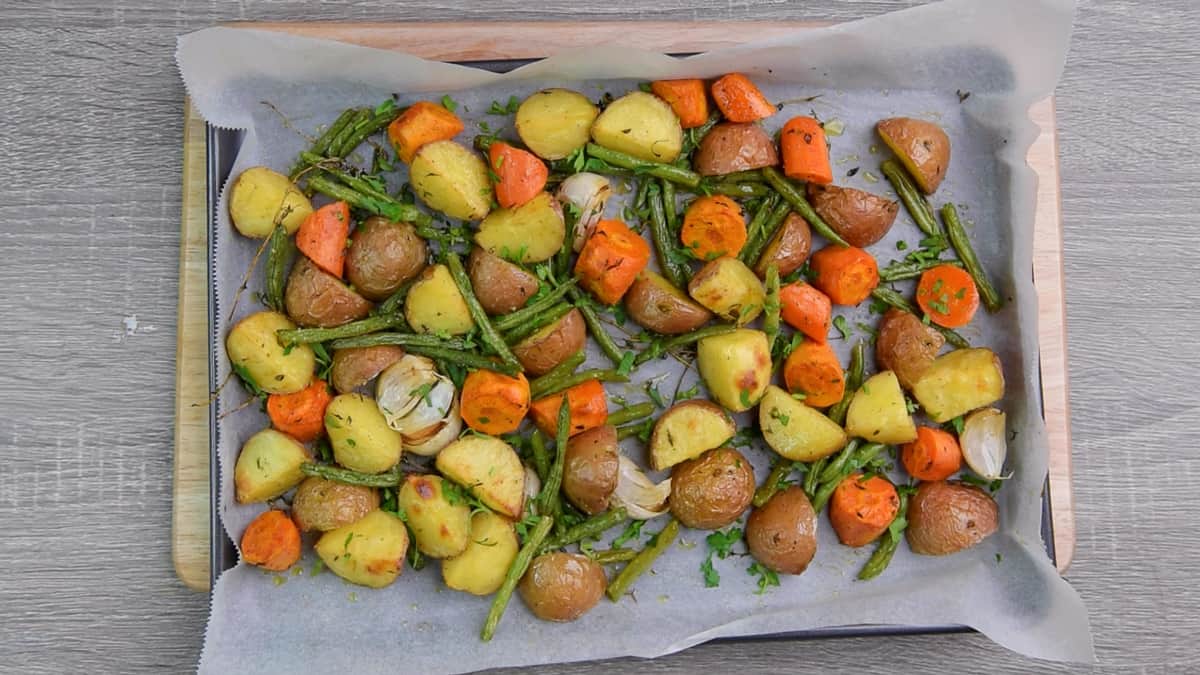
[916,264,980,328]
[809,245,879,306]
[779,282,833,343]
[489,142,549,209]
[710,73,775,123]
[783,339,845,408]
[460,369,531,435]
[529,380,608,438]
[296,201,350,279]
[780,116,833,185]
[829,474,900,547]
[240,510,301,571]
[680,195,747,260]
[650,79,710,129]
[574,219,651,305]
[901,427,963,481]
[386,100,465,163]
[266,380,333,443]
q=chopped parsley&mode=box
[440,94,458,112]
[700,527,744,588]
[832,315,852,340]
[612,520,645,548]
[747,561,780,595]
[488,95,521,115]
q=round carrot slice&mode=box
[916,264,979,328]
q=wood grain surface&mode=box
[2,1,1198,673]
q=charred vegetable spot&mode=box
[415,479,435,500]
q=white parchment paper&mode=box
[178,0,1091,670]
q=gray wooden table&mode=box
[1,0,1196,672]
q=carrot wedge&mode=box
[651,79,710,128]
[296,201,350,279]
[711,73,775,123]
[780,116,833,185]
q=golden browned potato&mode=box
[404,264,475,335]
[284,256,373,328]
[624,271,713,335]
[467,246,540,315]
[233,429,310,503]
[516,89,600,160]
[226,311,314,395]
[314,510,408,588]
[591,91,682,163]
[696,328,772,412]
[906,481,998,555]
[688,256,766,324]
[758,385,847,462]
[435,435,526,519]
[807,184,899,248]
[442,511,519,595]
[518,553,607,622]
[844,371,917,444]
[910,347,1005,423]
[752,213,812,279]
[398,474,472,559]
[410,139,493,220]
[563,424,619,515]
[693,123,780,176]
[877,118,951,194]
[745,486,818,574]
[475,192,565,264]
[290,477,380,532]
[669,447,755,530]
[344,217,428,301]
[325,393,403,474]
[329,345,406,394]
[875,309,945,390]
[649,400,736,471]
[511,308,586,376]
[227,166,313,238]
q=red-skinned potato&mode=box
[874,309,945,390]
[285,256,373,328]
[467,246,540,315]
[807,184,899,248]
[693,123,780,177]
[511,308,587,376]
[746,486,818,574]
[906,480,998,555]
[624,271,713,335]
[345,216,428,301]
[562,424,619,515]
[752,213,812,279]
[329,345,406,394]
[519,553,607,622]
[669,447,755,530]
[876,118,952,194]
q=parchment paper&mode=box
[177,0,1091,670]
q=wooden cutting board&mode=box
[173,21,1074,591]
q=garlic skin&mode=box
[375,354,461,457]
[612,455,671,519]
[523,466,542,507]
[556,172,611,251]
[959,408,1007,480]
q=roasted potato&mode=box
[688,256,766,324]
[875,308,945,390]
[877,118,951,194]
[467,246,540,315]
[410,139,493,220]
[910,348,1005,423]
[693,123,779,176]
[745,486,818,574]
[649,400,736,471]
[314,509,408,588]
[475,192,565,264]
[758,385,848,462]
[398,474,472,559]
[330,345,406,394]
[325,393,403,474]
[696,328,772,412]
[227,166,313,238]
[516,89,599,160]
[590,91,682,163]
[233,428,310,503]
[752,213,812,280]
[284,256,373,328]
[563,424,619,515]
[807,184,899,248]
[344,216,428,301]
[290,477,380,532]
[404,264,475,335]
[519,553,607,622]
[844,371,918,444]
[511,308,586,376]
[226,311,315,395]
[435,435,525,519]
[624,271,712,335]
[669,447,755,530]
[906,480,998,555]
[442,511,519,595]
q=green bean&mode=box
[870,287,970,349]
[305,173,430,226]
[606,518,680,601]
[634,324,736,366]
[818,439,862,484]
[325,109,370,159]
[263,223,291,313]
[827,340,866,426]
[501,302,574,346]
[712,169,766,183]
[289,108,358,179]
[374,280,414,318]
[617,420,653,441]
[526,351,585,395]
[660,179,677,229]
[761,167,849,247]
[647,183,690,289]
[529,430,551,482]
[739,194,780,264]
[590,548,638,564]
[879,258,962,282]
[481,515,554,641]
[278,315,406,348]
[539,508,629,554]
[492,280,578,333]
[804,457,826,500]
[701,181,771,198]
[567,288,626,366]
[329,332,465,350]
[763,264,781,353]
[880,159,941,237]
[753,459,793,508]
[331,104,399,157]
[858,490,912,580]
[680,112,721,156]
[300,462,402,487]
[606,402,656,427]
[634,179,652,211]
[941,203,1002,312]
[741,199,792,267]
[810,443,888,512]
[556,205,577,281]
[446,251,523,372]
[585,143,701,189]
[531,369,629,401]
[403,345,520,375]
[537,403,572,521]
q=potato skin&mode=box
[693,123,780,176]
[467,246,540,315]
[877,118,951,194]
[669,447,755,530]
[291,477,380,532]
[518,553,607,622]
[807,184,899,248]
[314,509,408,588]
[624,271,713,335]
[875,309,944,390]
[563,425,619,515]
[752,213,812,279]
[511,308,586,376]
[345,217,428,301]
[234,429,310,503]
[285,256,373,328]
[746,486,818,574]
[330,345,406,394]
[226,311,314,395]
[227,166,313,238]
[906,481,998,555]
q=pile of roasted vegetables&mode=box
[224,72,1010,639]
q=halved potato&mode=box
[688,256,766,324]
[874,308,945,390]
[752,213,812,280]
[404,263,475,335]
[844,371,917,444]
[877,118,951,194]
[467,246,540,315]
[442,511,519,595]
[906,481,998,555]
[624,271,712,335]
[227,166,313,238]
[590,91,683,163]
[649,400,736,471]
[226,311,314,395]
[233,428,310,503]
[435,435,526,519]
[290,477,380,532]
[410,139,493,220]
[758,385,848,461]
[807,184,899,248]
[475,192,565,264]
[284,256,374,328]
[516,89,599,160]
[910,348,1005,423]
[398,474,472,559]
[325,393,403,474]
[693,123,779,177]
[314,510,408,588]
[329,345,406,394]
[511,308,586,376]
[696,328,772,413]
